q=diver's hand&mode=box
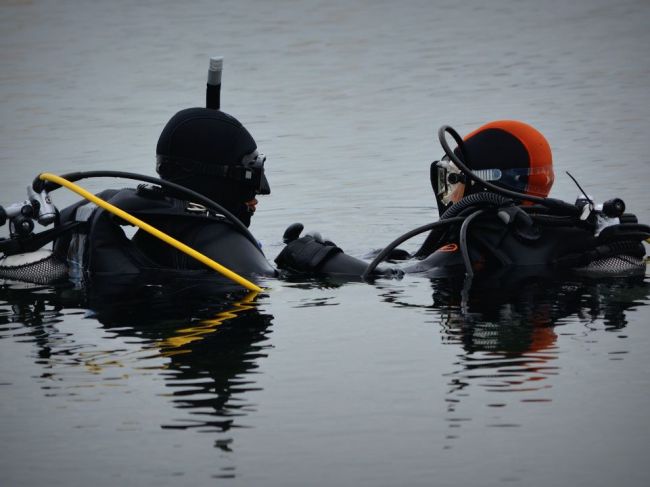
[276,223,342,274]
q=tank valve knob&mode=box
[602,198,625,218]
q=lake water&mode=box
[1,0,649,486]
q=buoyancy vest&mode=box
[53,187,276,281]
[404,220,595,275]
[402,209,646,279]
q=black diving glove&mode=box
[275,223,343,274]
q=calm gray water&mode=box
[1,0,650,486]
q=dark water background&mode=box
[1,1,650,485]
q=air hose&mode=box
[459,208,486,278]
[364,191,514,278]
[441,192,512,220]
[33,170,263,254]
[361,217,465,280]
[415,192,513,257]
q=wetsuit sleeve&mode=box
[317,249,376,276]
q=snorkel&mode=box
[206,56,222,110]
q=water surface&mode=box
[1,1,649,486]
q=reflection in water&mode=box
[380,273,650,447]
[0,277,273,459]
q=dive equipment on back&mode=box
[41,173,263,292]
[2,171,271,288]
[362,124,650,281]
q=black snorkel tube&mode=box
[206,56,222,110]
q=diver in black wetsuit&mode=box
[128,107,276,277]
[0,106,276,285]
[67,107,277,281]
[275,120,648,280]
[1,57,279,286]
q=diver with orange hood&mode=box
[276,120,648,280]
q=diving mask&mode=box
[156,149,270,195]
[433,157,554,204]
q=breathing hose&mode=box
[459,208,486,279]
[361,217,465,280]
[33,170,262,253]
[415,192,513,258]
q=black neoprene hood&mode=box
[155,107,262,227]
[156,107,257,165]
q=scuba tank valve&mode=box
[0,186,58,237]
[28,186,57,225]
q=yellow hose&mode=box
[39,172,264,293]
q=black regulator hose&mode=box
[441,191,512,220]
[459,208,486,279]
[361,216,465,280]
[439,125,580,216]
[32,170,263,254]
[414,192,512,258]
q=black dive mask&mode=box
[156,149,270,195]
